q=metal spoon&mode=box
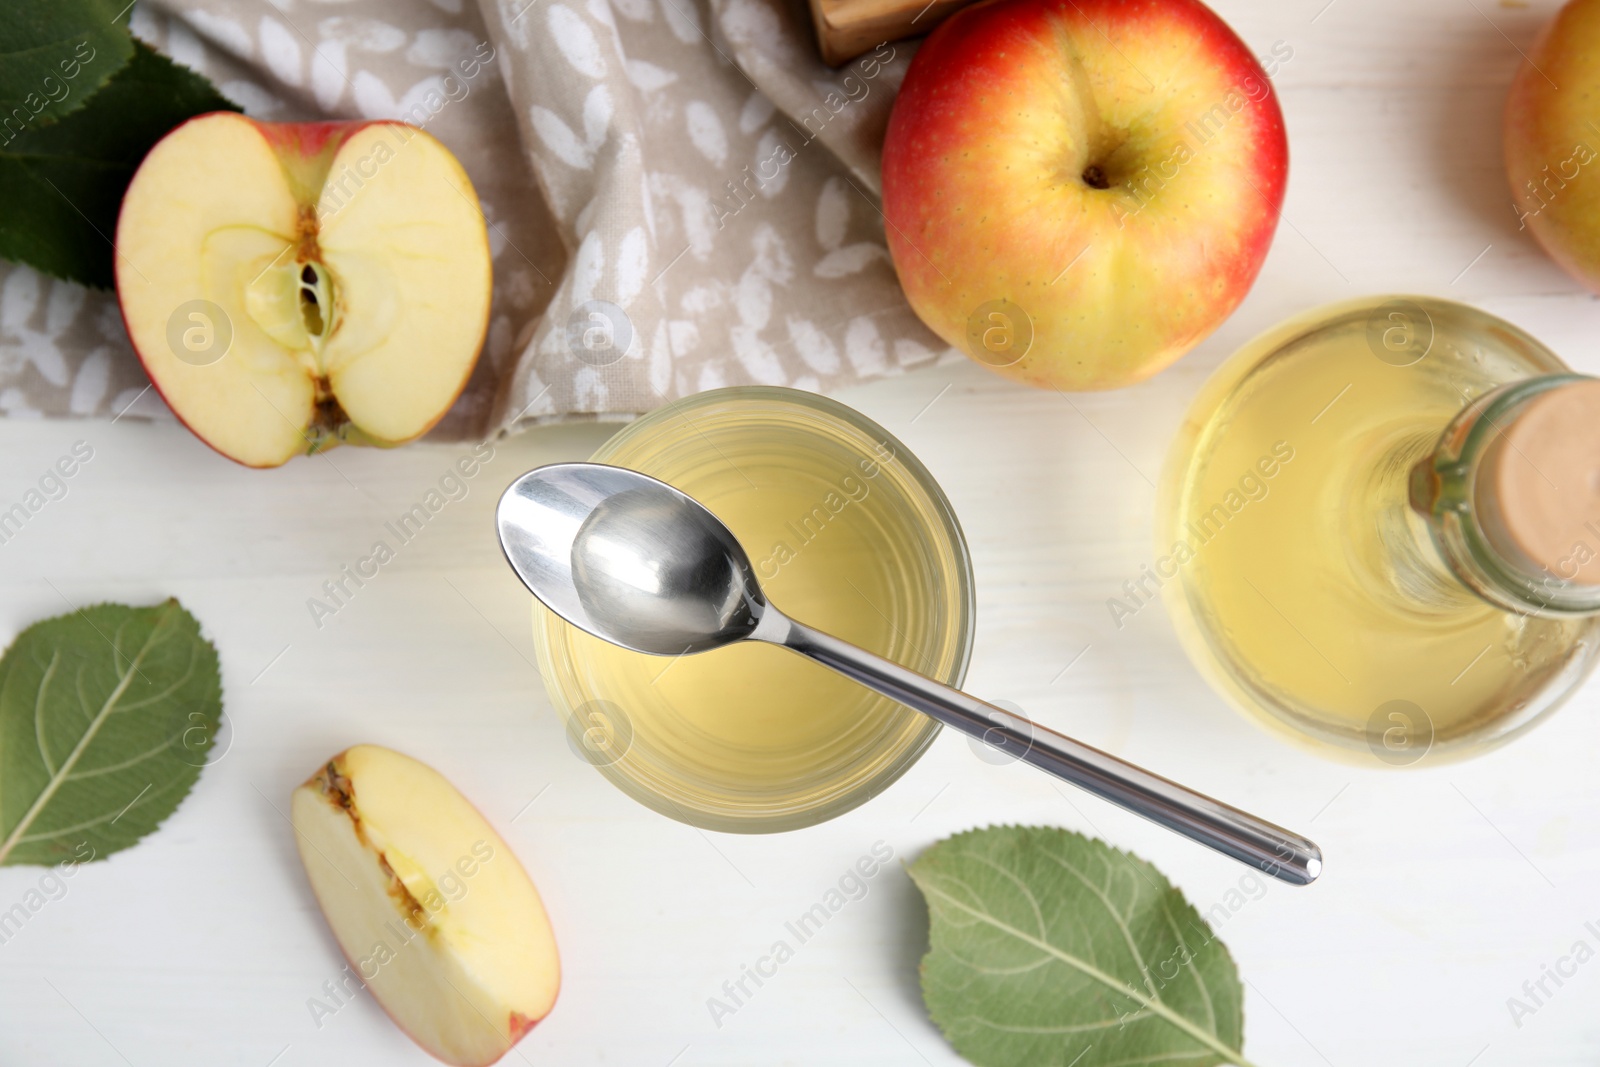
[497,462,1322,885]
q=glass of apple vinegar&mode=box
[531,387,975,830]
[1159,296,1600,764]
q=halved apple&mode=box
[291,745,559,1066]
[116,114,492,467]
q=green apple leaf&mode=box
[908,826,1259,1067]
[0,599,223,866]
[0,39,238,288]
[0,0,135,130]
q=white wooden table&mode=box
[5,0,1600,1063]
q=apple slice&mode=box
[115,114,492,467]
[291,745,559,1066]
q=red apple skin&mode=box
[253,119,354,158]
[1505,0,1600,292]
[882,0,1287,390]
[114,114,487,468]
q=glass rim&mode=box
[1159,295,1594,763]
[536,385,976,831]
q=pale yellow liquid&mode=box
[534,390,971,829]
[1162,299,1597,758]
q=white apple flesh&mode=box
[116,113,492,467]
[291,745,559,1066]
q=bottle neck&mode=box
[1410,374,1600,616]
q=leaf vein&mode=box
[32,650,61,777]
[65,732,178,780]
[17,773,183,842]
[916,879,1257,1067]
[1037,846,1162,1003]
[1161,896,1217,1033]
[947,1010,1151,1035]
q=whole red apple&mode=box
[1504,0,1600,291]
[882,0,1288,390]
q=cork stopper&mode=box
[809,0,969,65]
[1476,378,1600,586]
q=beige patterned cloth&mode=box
[0,0,953,439]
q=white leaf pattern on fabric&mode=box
[108,387,148,419]
[584,0,620,37]
[730,325,784,382]
[680,283,723,315]
[571,230,605,306]
[574,193,601,237]
[185,11,255,56]
[786,316,840,374]
[667,319,697,356]
[815,175,848,250]
[723,225,793,383]
[94,301,124,342]
[717,0,787,56]
[309,45,348,107]
[499,0,534,49]
[736,224,792,329]
[1,271,39,332]
[663,177,716,258]
[44,282,85,337]
[845,315,887,375]
[70,348,112,414]
[164,21,210,72]
[0,388,41,417]
[894,337,937,366]
[615,227,649,306]
[259,17,305,86]
[695,362,726,392]
[16,333,69,388]
[752,127,789,197]
[738,90,774,135]
[638,164,657,242]
[685,100,727,166]
[625,59,676,91]
[650,320,673,394]
[480,199,510,259]
[407,28,480,65]
[548,5,607,79]
[582,82,613,151]
[351,69,398,115]
[572,363,608,407]
[531,104,594,168]
[318,18,408,111]
[815,243,888,278]
[658,0,700,43]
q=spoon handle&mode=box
[759,613,1322,886]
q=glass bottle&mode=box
[1158,296,1600,765]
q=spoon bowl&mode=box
[498,463,764,655]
